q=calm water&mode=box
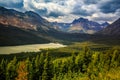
[0,43,66,54]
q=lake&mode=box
[0,43,66,54]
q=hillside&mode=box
[99,18,120,35]
[0,24,50,46]
[0,6,57,46]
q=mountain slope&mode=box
[0,6,55,31]
[91,18,120,45]
[0,24,50,46]
[0,6,57,46]
[99,18,120,35]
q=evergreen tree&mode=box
[42,53,53,80]
[39,53,45,79]
[69,52,76,72]
[6,57,17,80]
[75,51,84,72]
[26,57,33,80]
[0,59,6,80]
[33,53,45,80]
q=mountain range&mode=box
[0,6,120,46]
[52,18,109,34]
[0,6,90,45]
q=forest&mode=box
[0,43,120,80]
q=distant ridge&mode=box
[52,17,109,34]
[99,18,120,35]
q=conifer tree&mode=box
[75,51,84,72]
[69,52,76,72]
[0,59,6,80]
[34,55,40,80]
[26,57,33,80]
[33,54,45,80]
[39,53,45,79]
[42,53,53,80]
[6,57,17,80]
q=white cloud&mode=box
[90,12,119,23]
[44,14,80,23]
[82,4,98,13]
[23,0,70,15]
[0,0,119,23]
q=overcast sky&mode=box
[0,0,120,23]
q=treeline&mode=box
[0,47,120,80]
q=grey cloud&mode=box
[71,9,92,16]
[71,5,92,16]
[34,8,48,16]
[35,8,65,18]
[84,0,98,4]
[34,0,51,3]
[99,0,120,13]
[48,11,64,18]
[0,0,119,23]
[24,3,64,18]
[0,0,23,8]
[92,16,119,23]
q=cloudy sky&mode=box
[0,0,120,23]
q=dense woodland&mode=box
[0,46,120,80]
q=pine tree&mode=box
[42,53,53,80]
[110,49,119,68]
[34,55,40,80]
[0,59,6,80]
[75,51,84,72]
[6,57,17,80]
[33,53,45,80]
[26,57,33,80]
[69,52,76,72]
[39,53,45,79]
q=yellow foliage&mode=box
[16,61,28,80]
